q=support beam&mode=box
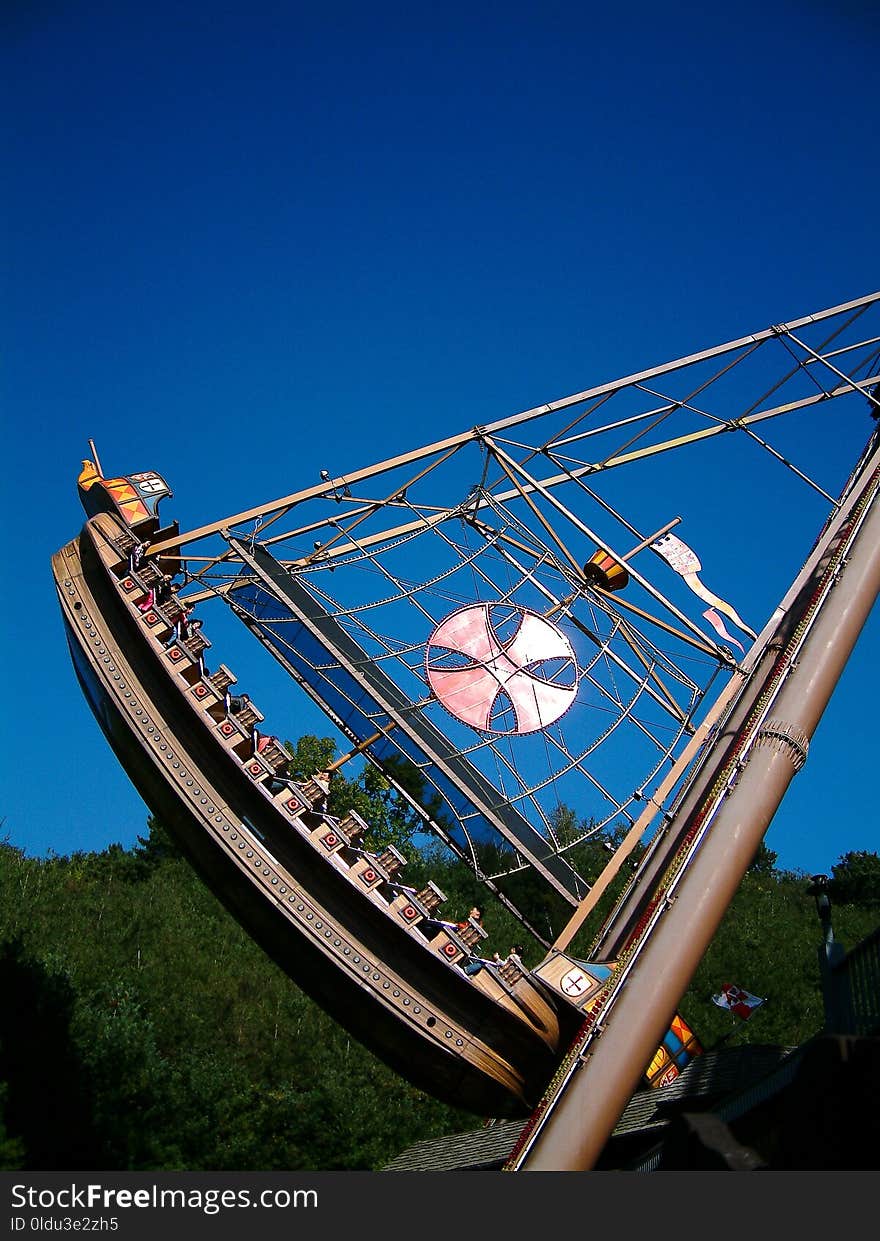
[509,450,880,1171]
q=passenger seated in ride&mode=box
[431,906,483,933]
[252,729,291,763]
[163,604,194,648]
[266,770,295,795]
[493,944,525,968]
[138,573,171,615]
[226,691,251,715]
[463,955,493,977]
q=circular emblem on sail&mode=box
[425,604,578,735]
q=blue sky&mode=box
[2,1,878,881]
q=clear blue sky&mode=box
[2,1,877,880]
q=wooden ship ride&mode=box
[52,292,880,1131]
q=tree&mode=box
[0,939,101,1169]
[748,841,778,875]
[0,1083,24,1169]
[286,734,424,853]
[133,816,185,870]
[828,851,880,908]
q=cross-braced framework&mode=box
[150,292,880,918]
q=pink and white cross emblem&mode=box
[425,604,578,735]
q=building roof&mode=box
[383,1043,798,1171]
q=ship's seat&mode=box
[337,809,368,844]
[149,595,181,625]
[391,881,447,934]
[208,665,237,695]
[496,957,527,986]
[428,923,471,965]
[416,881,446,913]
[178,630,211,672]
[182,624,210,655]
[137,560,164,588]
[112,528,139,557]
[376,844,407,877]
[312,819,356,857]
[388,882,443,930]
[457,917,488,951]
[254,735,290,774]
[300,774,330,808]
[230,699,264,730]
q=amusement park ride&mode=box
[52,292,880,1170]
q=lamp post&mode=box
[806,873,846,1031]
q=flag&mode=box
[712,982,766,1020]
[651,532,757,640]
[703,608,746,653]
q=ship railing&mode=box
[105,531,529,985]
[110,528,139,563]
[208,664,237,696]
[253,736,291,774]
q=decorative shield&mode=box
[559,967,595,998]
[426,603,578,735]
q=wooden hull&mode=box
[53,514,577,1116]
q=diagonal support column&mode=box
[508,445,880,1171]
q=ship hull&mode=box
[53,516,574,1117]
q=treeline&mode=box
[1,745,878,1171]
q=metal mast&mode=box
[506,429,880,1170]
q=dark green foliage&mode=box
[0,938,100,1169]
[286,734,422,853]
[2,810,877,1169]
[748,841,778,875]
[133,815,186,871]
[0,835,472,1171]
[0,1083,24,1169]
[682,863,878,1049]
[476,808,635,952]
[828,851,880,908]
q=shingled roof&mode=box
[383,1043,798,1171]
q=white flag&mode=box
[652,533,757,640]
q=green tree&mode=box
[133,816,185,871]
[748,841,778,875]
[286,734,423,853]
[3,740,877,1170]
[0,939,101,1169]
[828,851,880,908]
